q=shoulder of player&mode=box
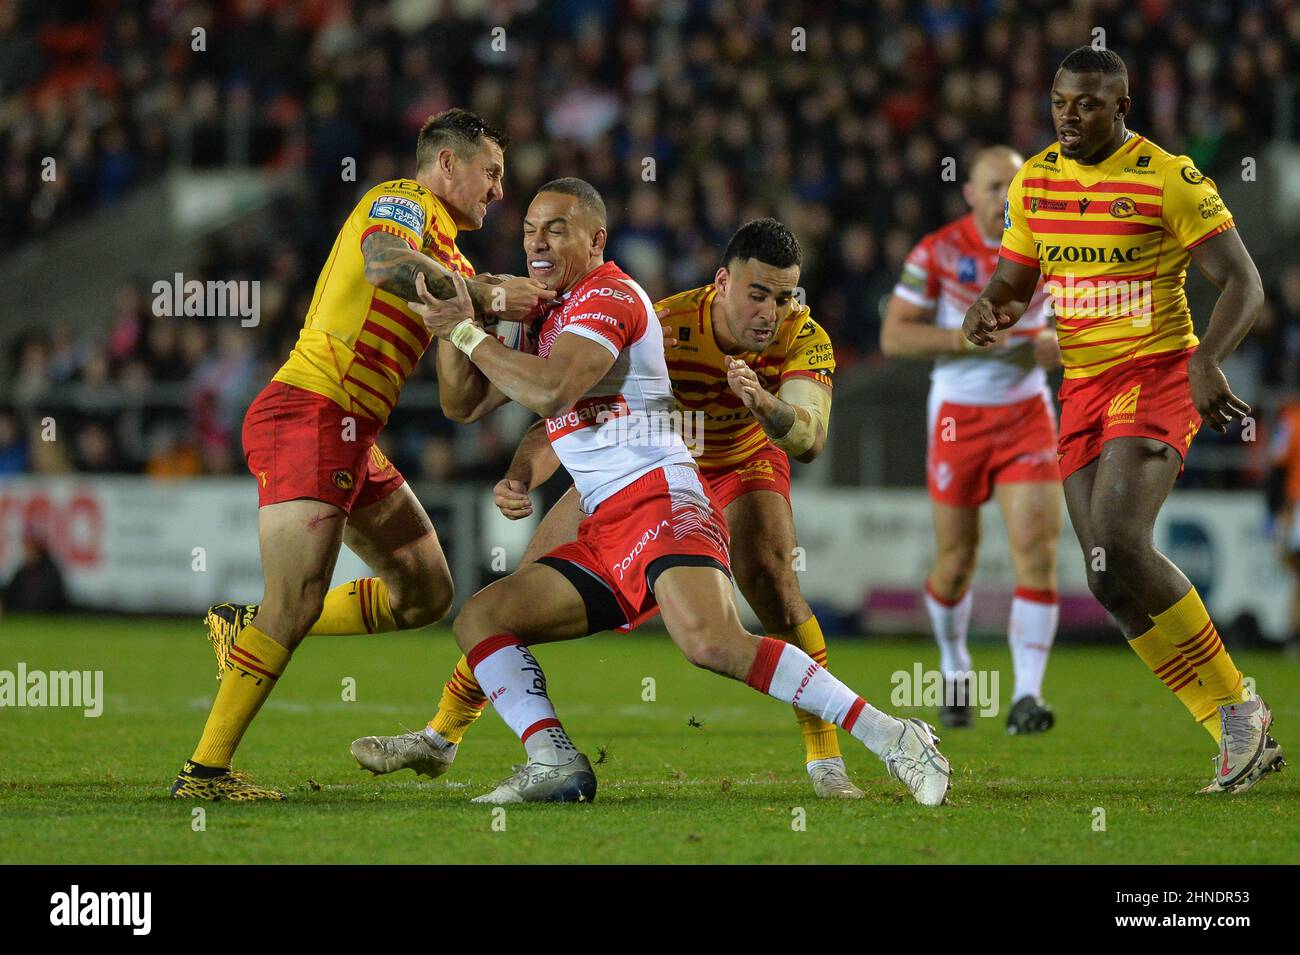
[654,284,710,317]
[361,178,431,202]
[1149,147,1216,191]
[780,309,831,351]
[1016,144,1063,179]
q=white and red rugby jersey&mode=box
[893,214,1054,406]
[538,260,695,513]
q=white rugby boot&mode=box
[881,718,951,806]
[350,731,457,779]
[470,753,597,805]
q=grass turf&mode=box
[0,614,1296,864]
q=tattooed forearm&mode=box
[756,398,797,440]
[362,232,489,314]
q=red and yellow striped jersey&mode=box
[273,179,474,423]
[659,285,834,469]
[1000,132,1234,380]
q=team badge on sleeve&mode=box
[1003,199,1011,231]
[368,195,426,234]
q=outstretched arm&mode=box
[363,231,554,321]
[362,230,495,314]
[1187,228,1265,432]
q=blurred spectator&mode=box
[2,526,67,613]
[0,410,28,472]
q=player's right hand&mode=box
[492,276,556,323]
[493,478,533,520]
[962,297,1017,347]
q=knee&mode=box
[931,543,978,595]
[679,634,735,674]
[1091,518,1149,575]
[1010,533,1057,584]
[263,583,328,645]
[668,604,742,675]
[1084,566,1127,611]
[394,570,455,629]
[1082,533,1135,611]
[451,594,494,651]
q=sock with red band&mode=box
[466,633,577,764]
[746,637,902,757]
[1009,586,1058,701]
[924,581,973,677]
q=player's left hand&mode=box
[411,270,477,340]
[1188,352,1251,433]
[725,356,770,413]
[1032,329,1062,370]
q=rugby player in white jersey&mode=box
[408,177,953,805]
[882,146,1062,733]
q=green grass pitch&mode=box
[1,614,1296,864]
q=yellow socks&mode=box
[428,656,487,744]
[778,616,842,763]
[192,625,291,768]
[1152,587,1247,707]
[1128,624,1220,741]
[309,577,396,635]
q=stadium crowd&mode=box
[1,0,1297,482]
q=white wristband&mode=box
[450,320,489,357]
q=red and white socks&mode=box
[746,637,902,756]
[1009,586,1058,702]
[924,581,973,677]
[466,634,578,765]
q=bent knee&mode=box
[391,571,454,629]
[679,636,734,674]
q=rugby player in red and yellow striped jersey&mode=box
[353,219,869,800]
[963,47,1282,793]
[171,109,554,801]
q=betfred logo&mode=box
[546,394,629,440]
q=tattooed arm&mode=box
[362,231,554,323]
[362,231,495,315]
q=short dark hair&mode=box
[417,109,508,170]
[720,218,801,271]
[537,177,607,228]
[1059,46,1128,81]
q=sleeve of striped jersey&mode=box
[356,182,430,252]
[893,236,939,307]
[1164,160,1235,250]
[780,317,835,387]
[560,291,646,358]
[999,167,1038,267]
